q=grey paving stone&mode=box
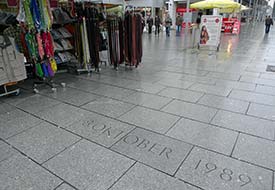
[162,100,217,123]
[122,91,172,110]
[206,72,241,81]
[247,103,275,121]
[66,78,102,92]
[66,113,135,147]
[180,75,218,85]
[240,76,275,87]
[112,128,192,175]
[125,81,166,94]
[93,84,136,99]
[255,85,275,96]
[189,83,232,97]
[198,94,249,113]
[43,140,134,190]
[55,183,76,190]
[167,118,238,155]
[176,147,273,190]
[158,87,204,103]
[260,73,275,80]
[0,109,42,139]
[119,106,179,134]
[110,163,199,190]
[35,103,88,127]
[0,103,15,115]
[156,78,195,89]
[0,140,18,162]
[8,122,80,164]
[15,94,61,113]
[233,134,275,170]
[0,154,62,190]
[215,80,256,91]
[82,97,135,118]
[241,71,260,78]
[229,90,275,106]
[41,87,100,106]
[211,110,275,140]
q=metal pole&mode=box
[184,0,190,48]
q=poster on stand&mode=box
[232,20,241,34]
[199,15,222,47]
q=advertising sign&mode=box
[232,20,241,34]
[199,15,222,47]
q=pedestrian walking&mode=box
[265,16,273,34]
[165,14,172,37]
[176,14,183,34]
[147,15,153,34]
[155,15,161,35]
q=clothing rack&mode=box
[17,0,59,93]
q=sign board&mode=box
[199,15,222,47]
[232,20,241,34]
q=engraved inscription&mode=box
[122,135,173,159]
[82,120,125,140]
[194,159,252,187]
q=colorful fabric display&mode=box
[36,33,44,59]
[41,62,49,77]
[35,63,43,77]
[30,0,41,30]
[25,32,38,59]
[23,0,35,30]
[50,58,57,72]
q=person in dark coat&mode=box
[265,16,273,33]
[147,15,153,34]
[155,15,161,35]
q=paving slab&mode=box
[0,109,42,139]
[198,94,249,114]
[255,85,275,96]
[0,140,18,163]
[176,147,273,190]
[110,163,199,190]
[66,113,135,147]
[215,80,256,91]
[156,78,195,89]
[125,81,166,94]
[167,118,238,155]
[35,103,88,127]
[92,84,136,99]
[112,128,192,175]
[82,97,135,118]
[162,100,217,123]
[8,122,80,164]
[229,90,275,106]
[15,94,61,113]
[189,83,232,97]
[55,183,76,190]
[43,140,134,190]
[206,72,241,81]
[0,103,16,115]
[66,78,102,92]
[122,91,172,110]
[0,154,62,190]
[211,110,275,140]
[247,103,275,121]
[40,87,100,106]
[158,87,204,103]
[240,76,275,87]
[180,75,218,85]
[119,106,179,134]
[233,134,275,170]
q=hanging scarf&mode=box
[30,0,41,30]
[23,0,35,30]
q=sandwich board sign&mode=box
[199,15,222,51]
